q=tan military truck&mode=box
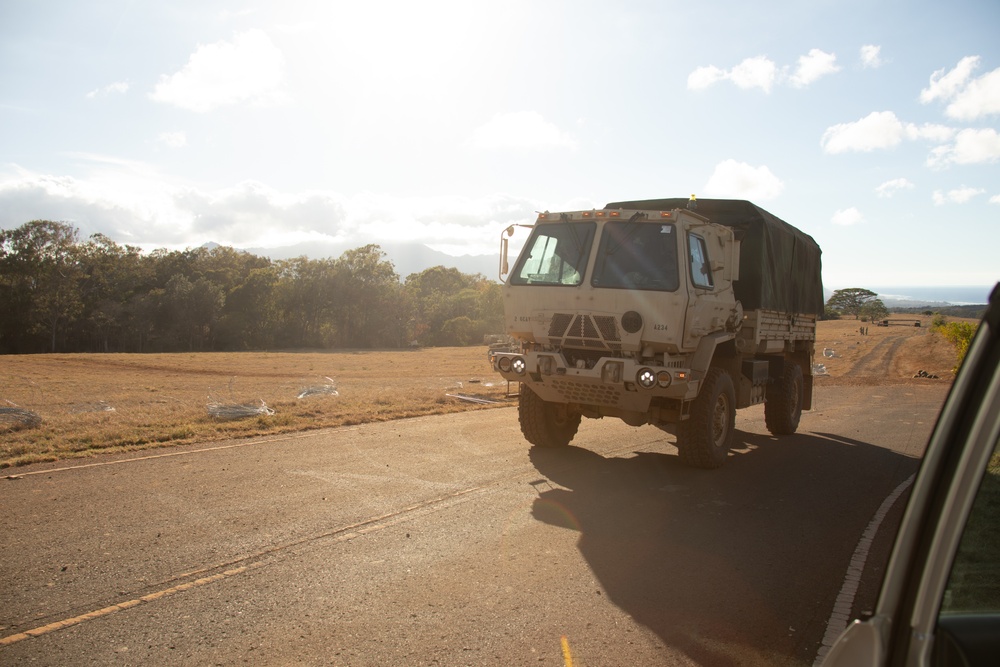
[490,197,824,468]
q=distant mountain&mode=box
[239,240,499,280]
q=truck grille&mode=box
[549,379,621,406]
[547,313,620,350]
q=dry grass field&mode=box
[1,315,965,469]
[1,347,511,468]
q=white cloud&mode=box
[789,49,840,88]
[467,111,578,150]
[688,55,777,92]
[820,111,956,153]
[687,49,839,93]
[831,207,864,226]
[157,131,187,148]
[0,163,541,257]
[687,65,727,90]
[729,56,778,92]
[920,56,980,104]
[702,159,784,200]
[919,56,1000,120]
[990,194,1000,204]
[149,29,286,112]
[907,123,959,143]
[86,81,129,99]
[945,67,1000,120]
[860,45,883,69]
[932,187,986,205]
[173,181,350,244]
[875,178,914,198]
[821,111,907,153]
[0,160,188,243]
[926,128,1000,167]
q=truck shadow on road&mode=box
[527,430,918,666]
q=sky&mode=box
[1,0,999,292]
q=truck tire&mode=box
[518,385,581,448]
[765,362,803,436]
[677,367,735,469]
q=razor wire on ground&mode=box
[205,375,339,420]
[297,377,339,399]
[206,376,277,420]
[206,398,276,420]
[0,403,43,428]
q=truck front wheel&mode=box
[677,367,736,469]
[765,362,803,436]
[518,385,581,448]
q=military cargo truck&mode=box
[489,197,824,468]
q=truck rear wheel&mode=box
[677,367,735,469]
[518,385,581,448]
[765,362,803,435]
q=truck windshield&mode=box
[510,222,595,286]
[591,221,680,291]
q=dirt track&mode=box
[844,333,909,377]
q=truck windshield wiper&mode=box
[560,213,593,275]
[605,212,647,256]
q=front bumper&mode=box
[489,350,697,411]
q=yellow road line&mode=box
[0,566,252,647]
[561,635,574,667]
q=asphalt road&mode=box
[1,382,948,666]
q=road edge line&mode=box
[812,473,915,666]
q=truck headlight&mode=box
[497,356,512,372]
[511,357,527,375]
[637,368,656,389]
[657,371,672,388]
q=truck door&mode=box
[682,229,731,350]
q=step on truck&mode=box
[489,197,824,468]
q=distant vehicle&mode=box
[490,197,824,468]
[821,283,1000,666]
[878,319,922,327]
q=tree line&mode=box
[0,220,504,354]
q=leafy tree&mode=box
[162,274,224,350]
[333,245,403,347]
[218,266,279,350]
[274,257,341,348]
[441,315,477,346]
[0,220,83,352]
[826,288,879,320]
[75,234,153,352]
[404,267,502,346]
[859,298,889,323]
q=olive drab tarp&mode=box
[605,198,824,315]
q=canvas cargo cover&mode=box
[605,198,824,315]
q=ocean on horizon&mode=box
[824,285,995,306]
